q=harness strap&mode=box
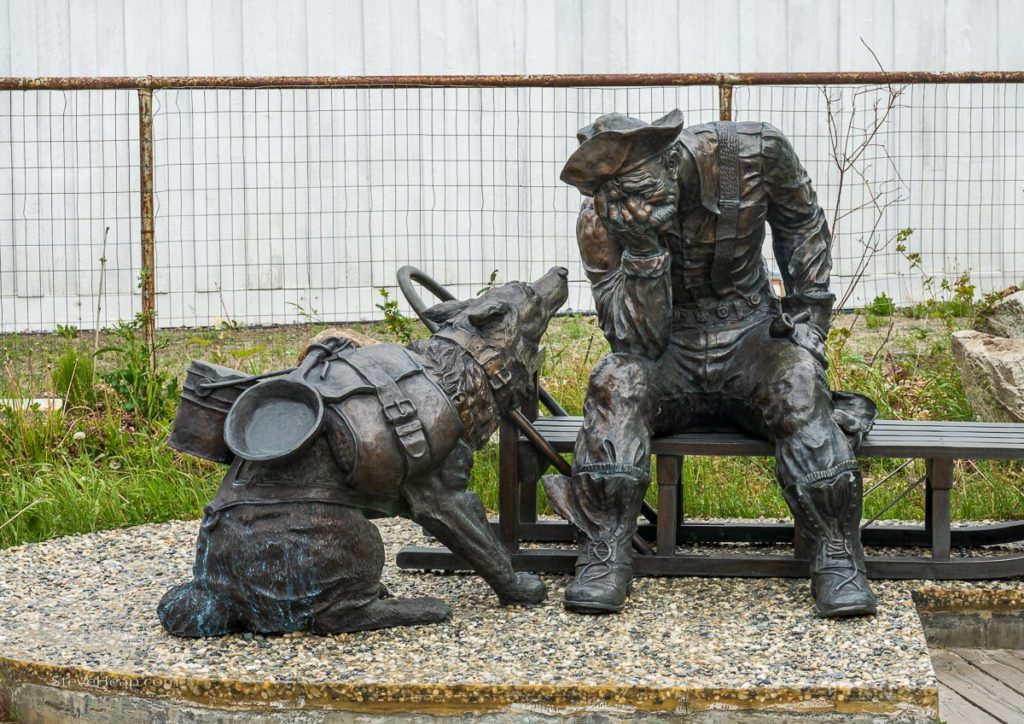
[434,326,513,391]
[710,121,741,296]
[341,354,430,464]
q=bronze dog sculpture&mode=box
[159,267,569,636]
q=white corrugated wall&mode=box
[2,1,1024,329]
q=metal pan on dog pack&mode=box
[223,376,326,463]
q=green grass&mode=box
[1,310,1022,550]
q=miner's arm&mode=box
[763,124,835,337]
[576,197,672,359]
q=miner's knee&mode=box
[587,353,651,404]
[760,355,831,436]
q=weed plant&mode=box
[1,299,1022,548]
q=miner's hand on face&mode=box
[593,150,681,258]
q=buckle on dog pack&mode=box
[393,419,428,459]
[382,397,428,459]
[383,397,417,424]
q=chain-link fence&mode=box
[2,73,1023,332]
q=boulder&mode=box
[297,327,378,363]
[976,289,1024,338]
[951,330,1024,423]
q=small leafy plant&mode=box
[375,287,417,344]
[477,269,500,296]
[865,292,896,317]
[95,313,178,423]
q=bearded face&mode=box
[601,149,682,234]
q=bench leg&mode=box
[656,455,682,556]
[793,527,810,560]
[498,419,520,553]
[517,376,541,525]
[926,458,954,560]
[517,444,540,525]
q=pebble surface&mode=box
[0,518,959,716]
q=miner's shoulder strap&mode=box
[710,120,741,296]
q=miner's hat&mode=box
[560,109,685,196]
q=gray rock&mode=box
[976,289,1024,338]
[951,330,1024,422]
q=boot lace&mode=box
[817,538,866,593]
[576,538,615,583]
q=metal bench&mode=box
[392,266,1024,580]
[397,414,1024,579]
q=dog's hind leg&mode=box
[403,441,547,607]
[157,581,243,638]
[311,595,451,634]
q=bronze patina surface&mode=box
[546,112,880,618]
[160,268,568,637]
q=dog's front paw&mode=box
[498,573,547,606]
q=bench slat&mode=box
[525,417,1024,459]
[534,417,1024,434]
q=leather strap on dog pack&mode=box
[711,121,741,296]
[342,355,430,462]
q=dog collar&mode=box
[432,325,514,391]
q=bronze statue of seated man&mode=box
[544,110,879,618]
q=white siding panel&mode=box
[360,0,391,73]
[477,0,524,73]
[8,0,40,75]
[68,0,99,75]
[306,0,363,74]
[892,0,946,71]
[3,0,1024,329]
[580,0,627,74]
[522,0,557,74]
[997,0,1024,70]
[626,1,680,72]
[837,0,894,71]
[3,1,1021,78]
[184,0,215,74]
[242,0,307,75]
[124,0,188,75]
[553,0,582,73]
[787,0,838,72]
[738,0,789,72]
[387,1,421,74]
[0,1,11,75]
[94,0,127,75]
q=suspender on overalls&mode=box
[710,121,741,296]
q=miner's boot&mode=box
[781,469,877,618]
[553,471,648,614]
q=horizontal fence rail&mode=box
[4,72,1024,89]
[1,73,1023,332]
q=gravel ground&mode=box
[0,518,971,717]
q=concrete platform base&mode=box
[4,519,1001,722]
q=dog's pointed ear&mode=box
[468,300,510,329]
[422,299,469,325]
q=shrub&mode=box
[865,293,896,317]
[51,346,96,408]
[95,314,178,423]
[375,287,418,344]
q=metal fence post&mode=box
[137,88,157,368]
[719,83,733,121]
